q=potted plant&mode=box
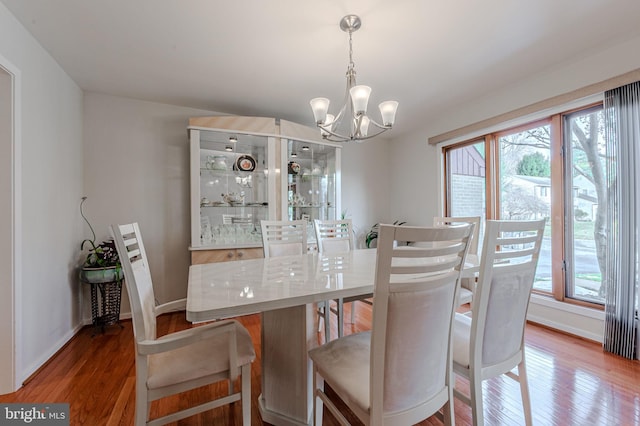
[79,197,122,283]
[365,220,406,248]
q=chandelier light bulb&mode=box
[379,101,399,127]
[350,85,371,115]
[310,98,330,124]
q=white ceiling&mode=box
[3,0,640,137]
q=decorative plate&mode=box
[235,155,256,172]
[288,161,301,175]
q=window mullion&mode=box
[550,113,565,301]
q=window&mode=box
[496,121,552,293]
[563,106,608,304]
[443,104,608,307]
[444,140,486,247]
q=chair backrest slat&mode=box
[497,234,540,246]
[390,258,462,275]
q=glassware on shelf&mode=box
[207,155,228,171]
[222,191,245,205]
[201,216,213,244]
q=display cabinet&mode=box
[188,116,341,263]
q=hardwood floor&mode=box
[1,302,639,425]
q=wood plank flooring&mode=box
[1,302,638,425]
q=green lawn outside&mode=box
[543,220,595,240]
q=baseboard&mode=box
[20,322,85,386]
[528,295,604,343]
[527,313,603,343]
[22,311,135,386]
[81,310,132,326]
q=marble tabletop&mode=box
[187,248,478,323]
[187,249,379,322]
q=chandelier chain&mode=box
[348,29,354,72]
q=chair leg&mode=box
[324,302,331,342]
[241,364,251,426]
[136,381,148,426]
[313,366,324,426]
[350,301,356,323]
[317,302,324,333]
[337,299,344,338]
[469,372,484,426]
[442,389,454,426]
[518,359,533,426]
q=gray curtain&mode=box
[603,81,640,359]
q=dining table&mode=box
[187,248,479,426]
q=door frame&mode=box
[0,53,22,394]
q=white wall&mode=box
[83,93,221,306]
[0,2,84,385]
[340,139,391,247]
[387,33,640,342]
[388,134,441,226]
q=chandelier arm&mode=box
[353,114,365,138]
[366,117,392,130]
[317,124,353,141]
[323,130,389,143]
[354,125,389,140]
[318,123,390,142]
[334,103,347,125]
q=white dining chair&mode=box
[260,219,335,344]
[111,222,256,426]
[452,219,545,426]
[433,216,482,305]
[309,222,474,426]
[314,219,372,340]
[314,219,354,254]
[260,219,308,257]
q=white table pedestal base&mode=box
[258,304,318,426]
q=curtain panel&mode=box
[603,81,640,360]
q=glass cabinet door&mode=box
[190,129,273,248]
[283,139,340,243]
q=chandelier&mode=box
[310,15,398,142]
